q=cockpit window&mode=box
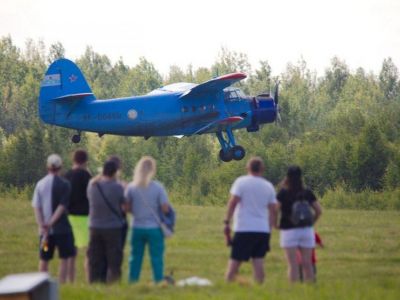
[224,90,239,101]
[223,87,246,101]
[236,89,246,98]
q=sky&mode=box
[1,0,400,77]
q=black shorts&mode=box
[231,232,270,262]
[39,233,76,261]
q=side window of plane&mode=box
[236,89,246,98]
[224,90,239,101]
[192,106,196,112]
[182,106,189,113]
[230,91,239,100]
[224,91,230,101]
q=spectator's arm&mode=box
[268,202,277,231]
[123,187,132,214]
[224,195,240,225]
[33,207,47,235]
[121,201,129,214]
[273,202,281,229]
[161,203,170,214]
[159,185,170,215]
[312,201,322,224]
[48,204,66,228]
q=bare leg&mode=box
[39,260,49,272]
[67,256,76,283]
[59,259,68,284]
[284,247,300,282]
[251,258,265,284]
[84,252,89,282]
[299,248,314,282]
[225,259,241,282]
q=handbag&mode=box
[137,190,174,238]
[95,182,127,230]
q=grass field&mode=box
[1,196,399,299]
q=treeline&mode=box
[0,36,399,209]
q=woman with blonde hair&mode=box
[125,156,170,283]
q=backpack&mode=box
[159,204,176,232]
[291,192,314,227]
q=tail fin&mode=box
[39,58,95,123]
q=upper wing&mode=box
[180,73,246,99]
[193,116,244,135]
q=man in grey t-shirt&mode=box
[32,154,75,284]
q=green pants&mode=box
[129,228,165,283]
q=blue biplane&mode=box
[39,59,279,162]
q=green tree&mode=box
[48,42,65,63]
[247,60,272,96]
[323,56,349,106]
[211,47,251,77]
[119,57,162,96]
[379,57,399,101]
[351,123,389,190]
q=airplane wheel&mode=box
[219,149,233,162]
[232,145,246,161]
[71,134,81,144]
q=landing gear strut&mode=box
[216,129,246,162]
[71,132,81,144]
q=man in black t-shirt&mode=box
[65,149,92,281]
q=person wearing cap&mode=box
[32,154,76,284]
[223,157,277,284]
[275,165,322,282]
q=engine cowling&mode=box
[247,94,277,132]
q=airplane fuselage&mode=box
[42,92,255,137]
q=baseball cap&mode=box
[47,154,62,169]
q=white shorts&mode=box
[280,227,315,248]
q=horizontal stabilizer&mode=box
[53,92,94,101]
[180,73,246,99]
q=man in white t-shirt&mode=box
[223,157,277,283]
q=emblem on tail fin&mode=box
[41,74,61,87]
[69,74,78,83]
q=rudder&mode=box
[39,58,95,123]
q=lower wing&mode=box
[193,116,244,135]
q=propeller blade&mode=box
[273,81,280,105]
[277,108,282,123]
[273,80,281,124]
